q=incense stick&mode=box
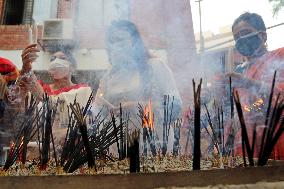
[192,79,202,170]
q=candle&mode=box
[34,24,37,44]
[28,26,33,45]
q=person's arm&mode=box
[19,44,44,100]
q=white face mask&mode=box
[48,58,70,79]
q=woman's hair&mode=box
[49,45,77,68]
[107,20,150,69]
[106,20,152,98]
[232,12,266,32]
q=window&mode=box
[33,0,58,25]
[2,0,26,25]
[1,0,36,25]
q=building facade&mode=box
[0,0,197,104]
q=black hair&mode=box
[107,20,150,70]
[49,44,77,67]
[232,12,266,32]
[106,20,152,99]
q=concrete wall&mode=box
[1,166,284,189]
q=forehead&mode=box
[232,21,257,37]
[52,51,66,57]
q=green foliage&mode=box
[269,0,284,16]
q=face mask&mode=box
[235,34,263,57]
[48,58,70,79]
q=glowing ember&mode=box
[244,105,251,112]
[243,98,264,112]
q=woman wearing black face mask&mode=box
[227,12,284,160]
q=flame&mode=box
[254,98,264,106]
[244,105,251,112]
[243,98,264,112]
[142,100,154,129]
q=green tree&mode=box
[269,0,284,16]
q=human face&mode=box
[108,29,135,67]
[233,21,266,58]
[48,51,71,80]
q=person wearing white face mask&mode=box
[19,44,92,144]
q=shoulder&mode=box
[268,47,284,59]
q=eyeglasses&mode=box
[50,56,67,62]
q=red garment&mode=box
[234,47,284,159]
[38,80,89,96]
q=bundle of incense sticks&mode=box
[113,104,129,160]
[69,102,95,169]
[202,76,237,158]
[192,79,202,170]
[203,102,226,156]
[162,95,175,156]
[173,118,182,156]
[234,71,284,167]
[3,95,42,170]
[137,103,156,157]
[39,94,59,169]
[62,114,124,173]
[63,91,96,171]
[185,106,194,155]
[233,90,256,166]
[129,130,140,173]
[117,104,129,160]
[203,103,221,155]
[224,76,236,156]
[60,92,95,167]
[62,93,125,173]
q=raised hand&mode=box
[21,44,40,74]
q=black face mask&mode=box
[235,34,263,57]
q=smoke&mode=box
[22,0,284,157]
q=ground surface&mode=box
[157,181,284,189]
